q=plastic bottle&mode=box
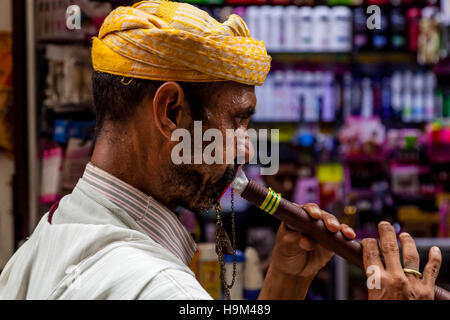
[303,72,318,122]
[285,70,298,121]
[198,243,221,300]
[352,78,362,116]
[391,71,403,121]
[353,7,369,52]
[273,71,286,121]
[402,71,413,123]
[285,6,298,51]
[298,7,313,52]
[263,73,274,121]
[390,7,407,51]
[330,6,352,52]
[224,250,245,300]
[253,82,263,122]
[361,78,374,118]
[270,6,284,52]
[260,6,272,50]
[372,8,389,51]
[246,6,259,41]
[322,72,336,122]
[296,71,305,122]
[342,73,353,119]
[412,73,425,123]
[381,76,392,120]
[424,71,437,121]
[407,8,421,52]
[244,247,263,300]
[312,6,331,52]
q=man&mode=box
[0,1,442,299]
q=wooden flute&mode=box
[229,170,450,300]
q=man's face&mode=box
[162,82,256,213]
[262,163,299,201]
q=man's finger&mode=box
[340,223,356,240]
[422,246,442,288]
[361,238,384,271]
[321,211,340,233]
[399,232,420,273]
[298,236,316,251]
[300,203,322,220]
[277,222,304,254]
[378,221,402,272]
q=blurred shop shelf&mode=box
[269,51,418,64]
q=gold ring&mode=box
[403,268,422,279]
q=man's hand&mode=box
[259,203,355,300]
[362,221,442,300]
[270,203,356,278]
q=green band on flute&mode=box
[260,187,281,215]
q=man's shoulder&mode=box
[98,243,211,299]
[62,242,211,300]
[138,268,212,300]
[85,239,189,272]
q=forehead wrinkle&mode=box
[230,88,256,111]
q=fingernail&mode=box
[399,232,410,238]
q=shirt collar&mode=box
[81,162,197,266]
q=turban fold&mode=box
[92,0,271,86]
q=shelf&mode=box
[269,51,419,64]
[190,1,432,8]
[37,37,93,46]
[269,51,351,63]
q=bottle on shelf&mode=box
[391,71,403,121]
[424,71,437,121]
[390,7,407,51]
[372,8,390,51]
[312,6,331,52]
[402,71,413,123]
[361,78,374,118]
[412,72,425,123]
[353,7,369,52]
[330,6,353,52]
[298,6,314,52]
[407,8,421,52]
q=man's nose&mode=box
[245,138,255,163]
[235,129,255,164]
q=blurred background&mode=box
[1,0,450,300]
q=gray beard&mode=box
[161,163,237,213]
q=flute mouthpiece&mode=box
[230,166,249,195]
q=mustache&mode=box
[219,162,239,186]
[213,162,240,203]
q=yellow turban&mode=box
[92,0,271,86]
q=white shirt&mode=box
[0,165,212,300]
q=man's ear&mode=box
[153,81,185,140]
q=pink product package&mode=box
[294,177,319,206]
[39,146,63,205]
